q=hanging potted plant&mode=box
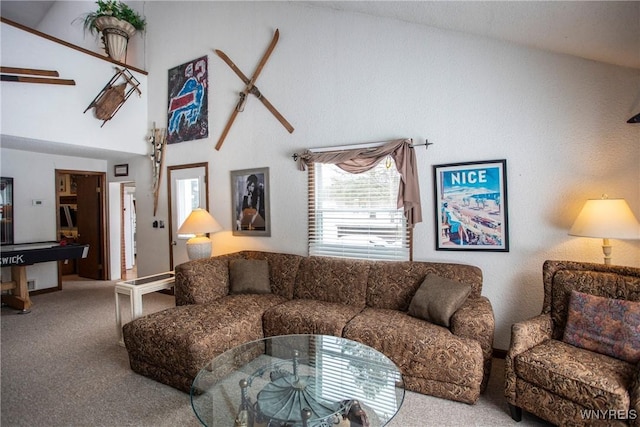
[80,0,146,63]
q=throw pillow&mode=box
[408,274,472,327]
[229,259,271,294]
[563,290,640,364]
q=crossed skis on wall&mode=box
[214,29,294,151]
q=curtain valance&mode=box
[296,138,422,227]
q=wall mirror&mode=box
[167,163,209,269]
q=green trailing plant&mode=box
[80,0,146,36]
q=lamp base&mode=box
[601,238,612,265]
[186,235,213,260]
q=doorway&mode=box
[122,183,136,279]
[167,163,209,270]
[56,170,109,283]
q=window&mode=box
[176,177,202,239]
[309,160,410,261]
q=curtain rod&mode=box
[292,139,432,161]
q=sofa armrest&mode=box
[451,296,494,357]
[507,313,553,358]
[504,313,553,405]
[174,258,230,306]
[451,296,495,390]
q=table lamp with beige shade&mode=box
[178,208,223,260]
[569,195,640,265]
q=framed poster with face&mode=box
[230,168,270,236]
[433,159,509,251]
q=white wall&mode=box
[0,20,148,156]
[36,0,146,71]
[0,149,107,290]
[140,2,639,350]
[108,182,122,280]
[1,1,638,350]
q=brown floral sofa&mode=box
[505,260,640,426]
[123,251,495,404]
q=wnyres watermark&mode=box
[580,409,637,421]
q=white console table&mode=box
[115,271,175,345]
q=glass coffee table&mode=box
[191,334,404,427]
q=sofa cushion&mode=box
[123,294,285,390]
[514,339,634,411]
[548,268,640,340]
[343,308,483,403]
[175,258,230,305]
[294,257,370,307]
[563,290,640,364]
[239,251,304,300]
[408,274,471,327]
[229,259,271,294]
[263,299,363,337]
[366,261,483,311]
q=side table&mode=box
[115,271,175,345]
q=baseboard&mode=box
[29,287,58,296]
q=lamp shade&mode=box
[178,208,222,235]
[569,198,640,240]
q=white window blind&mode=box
[308,160,410,261]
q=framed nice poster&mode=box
[433,159,509,251]
[231,168,270,236]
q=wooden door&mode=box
[76,175,106,280]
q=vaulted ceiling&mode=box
[307,1,640,70]
[1,1,639,70]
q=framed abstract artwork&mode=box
[230,168,270,236]
[167,56,209,144]
[433,159,509,251]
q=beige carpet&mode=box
[1,278,552,426]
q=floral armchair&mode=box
[505,260,640,426]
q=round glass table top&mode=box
[190,334,405,427]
